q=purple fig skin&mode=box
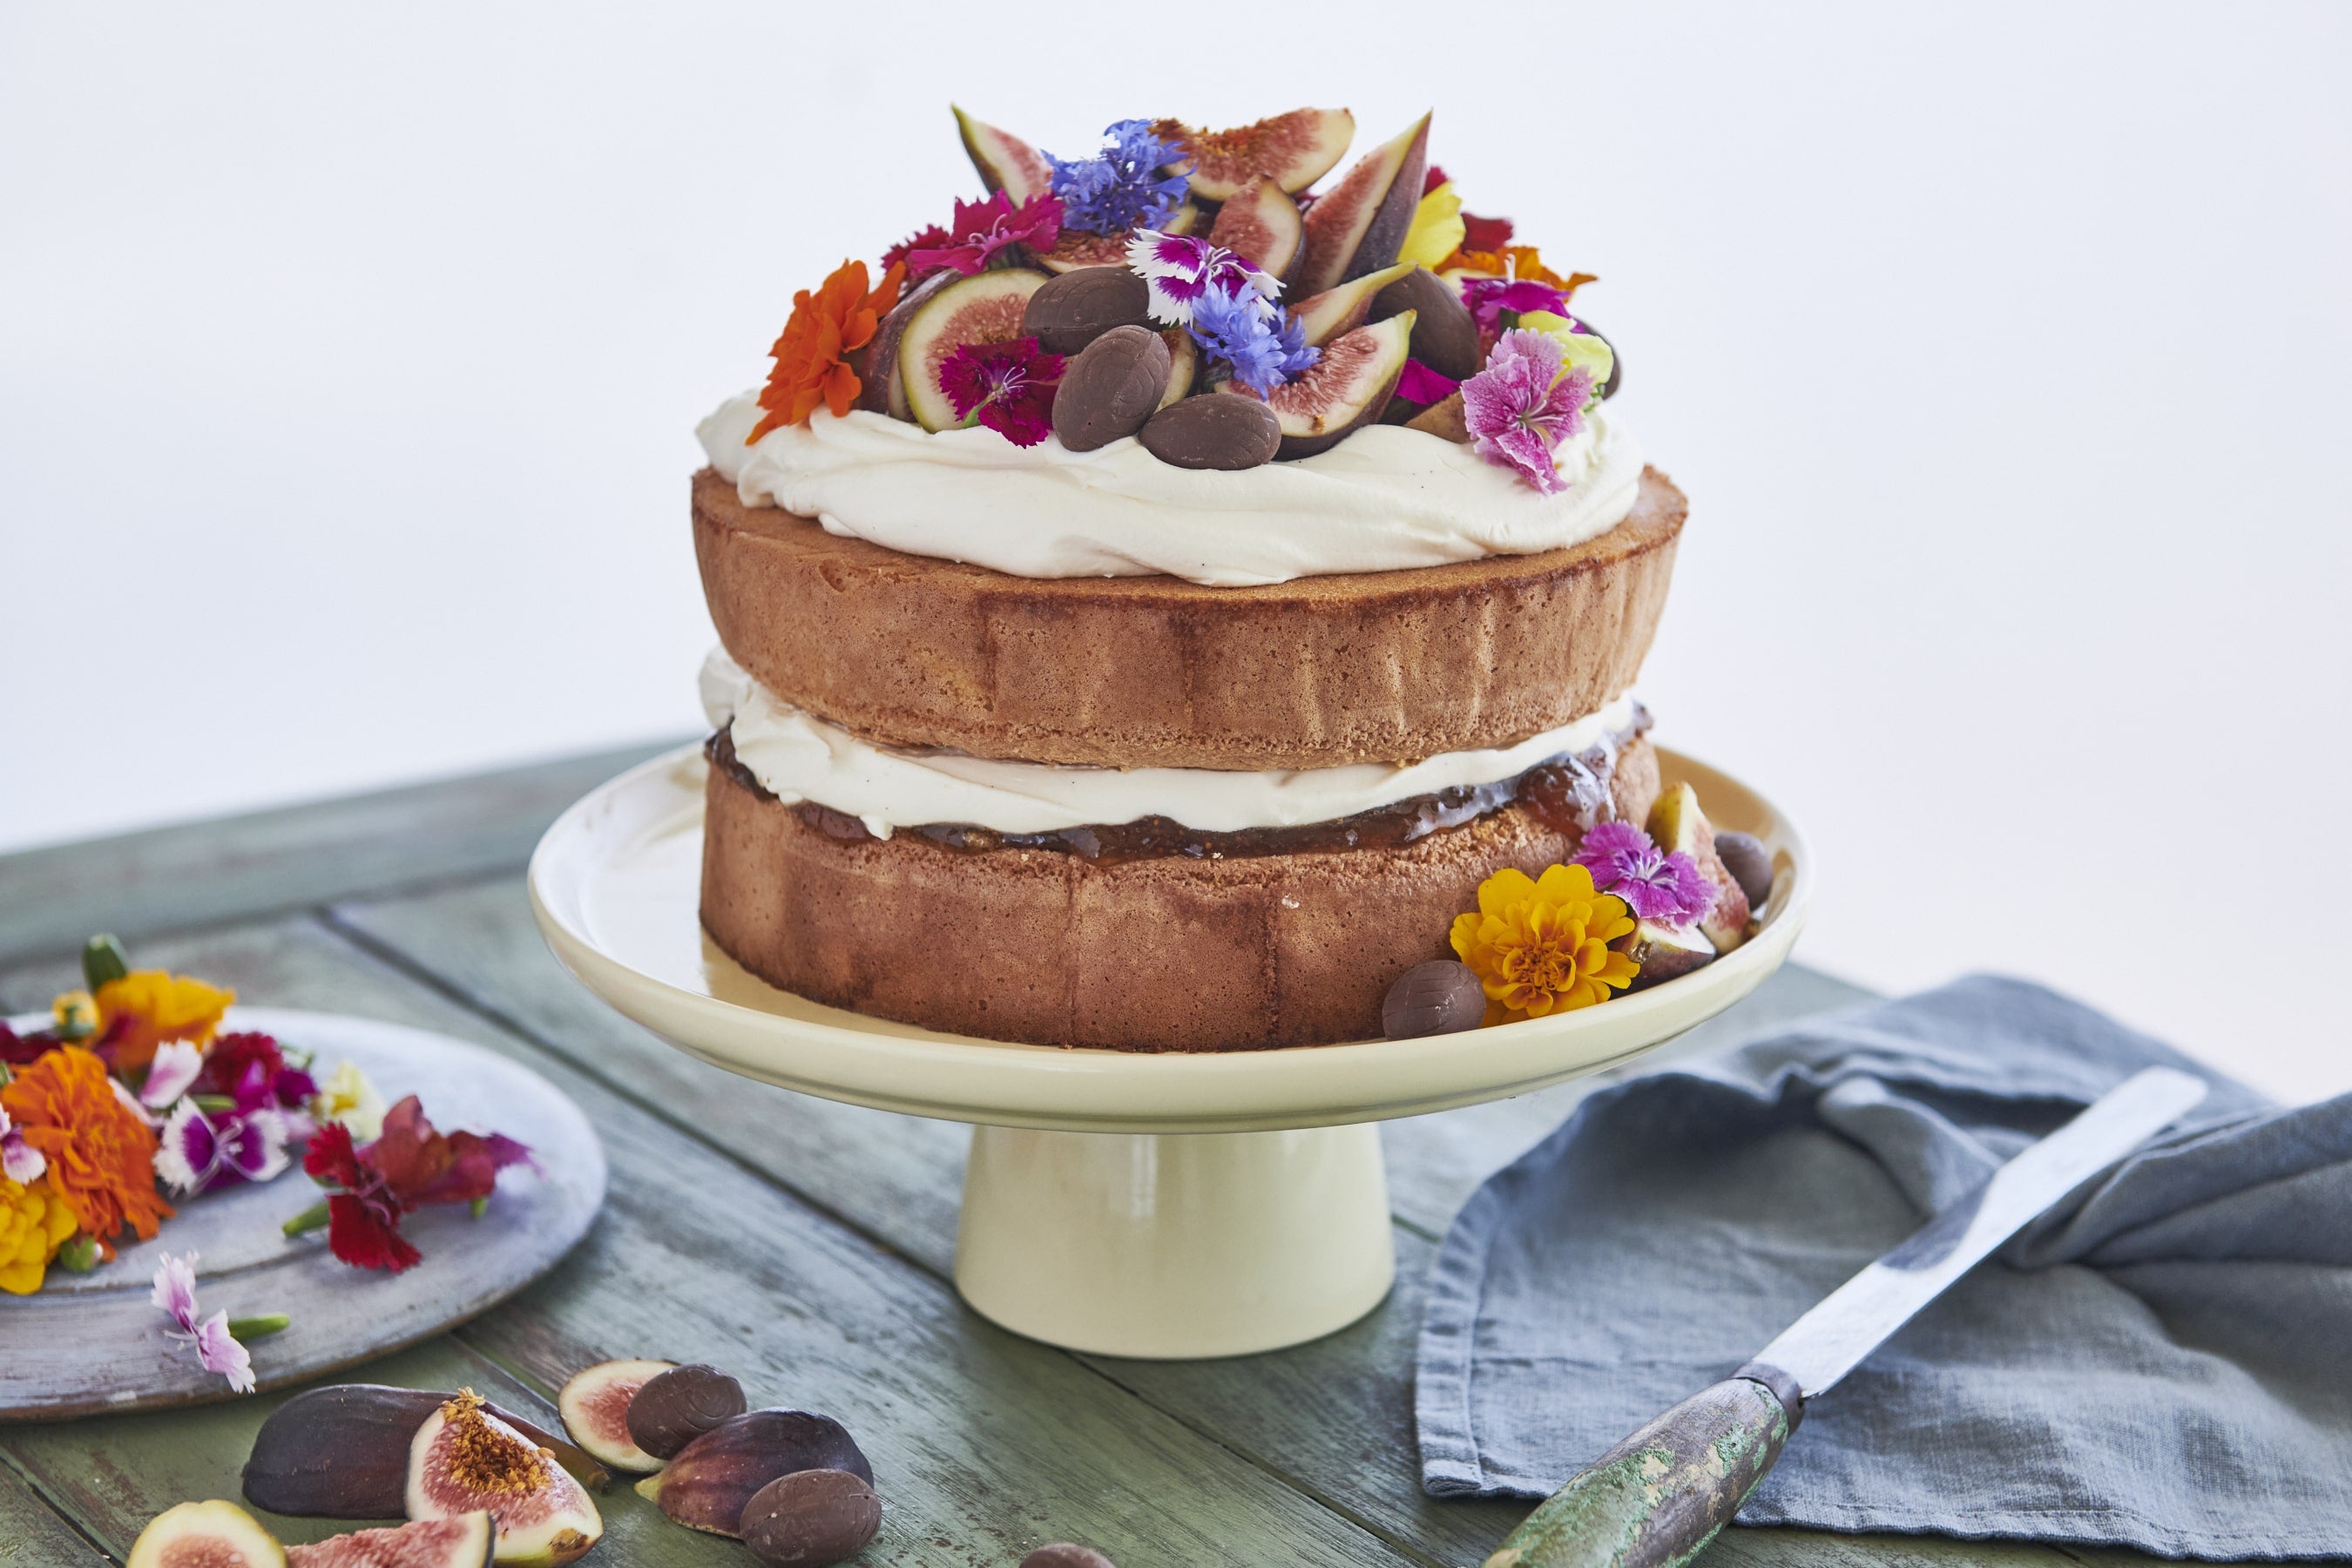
[741,1470,882,1567]
[243,1384,611,1519]
[639,1409,874,1538]
[625,1362,747,1461]
[1342,120,1429,287]
[852,270,955,418]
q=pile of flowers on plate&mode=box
[1379,784,1781,1039]
[0,936,537,1386]
[747,105,1622,490]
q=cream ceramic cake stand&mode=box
[530,745,1810,1359]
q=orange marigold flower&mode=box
[1449,863,1639,1024]
[87,969,233,1077]
[1441,245,1595,298]
[0,1046,172,1256]
[0,1174,78,1294]
[749,259,908,441]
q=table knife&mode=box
[1481,1064,2208,1568]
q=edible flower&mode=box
[87,970,233,1078]
[1447,245,1587,293]
[0,1019,53,1066]
[1461,329,1595,494]
[749,259,908,440]
[1400,181,1466,271]
[1517,310,1616,393]
[193,1031,319,1119]
[904,191,1064,278]
[1046,119,1190,236]
[292,1096,536,1273]
[151,1253,261,1394]
[1395,359,1463,407]
[1188,284,1318,396]
[1421,166,1516,253]
[1450,863,1639,1023]
[155,1098,293,1196]
[138,1040,205,1110]
[0,1045,172,1257]
[0,1102,45,1184]
[1125,231,1280,328]
[881,223,951,281]
[311,1060,387,1143]
[0,1174,76,1294]
[937,337,1064,447]
[1571,821,1718,927]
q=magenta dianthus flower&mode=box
[937,337,1064,448]
[1460,329,1593,494]
[1124,231,1279,328]
[1571,821,1718,927]
[1459,275,1572,334]
[905,192,1064,278]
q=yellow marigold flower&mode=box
[0,1174,78,1295]
[51,990,99,1041]
[92,970,234,1076]
[1450,863,1640,1023]
[1400,182,1467,272]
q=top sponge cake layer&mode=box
[693,464,1686,771]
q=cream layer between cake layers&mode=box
[700,647,1642,841]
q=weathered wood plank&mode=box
[1,920,1427,1567]
[0,738,683,966]
[0,1460,106,1565]
[337,880,2073,1567]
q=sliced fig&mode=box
[557,1357,672,1473]
[1288,262,1412,348]
[1036,230,1132,275]
[626,1362,748,1461]
[1157,328,1198,409]
[1160,199,1204,237]
[244,1385,609,1520]
[951,105,1051,204]
[1152,109,1355,201]
[285,1513,496,1568]
[129,1500,286,1568]
[1402,391,1470,444]
[896,269,1051,431]
[633,1409,873,1538]
[851,269,955,419]
[1206,177,1303,280]
[1371,265,1482,380]
[1294,113,1432,296]
[1265,314,1416,459]
[407,1392,602,1568]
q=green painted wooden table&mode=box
[0,744,2155,1566]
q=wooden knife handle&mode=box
[1480,1362,1804,1568]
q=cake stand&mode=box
[529,745,1810,1359]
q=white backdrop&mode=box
[4,3,2347,1098]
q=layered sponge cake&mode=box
[691,106,1750,1051]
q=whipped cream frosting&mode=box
[701,647,1639,840]
[696,395,1644,588]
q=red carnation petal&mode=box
[326,1193,422,1272]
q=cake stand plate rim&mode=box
[527,743,1812,1133]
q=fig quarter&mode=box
[1022,267,1152,356]
[1138,393,1281,470]
[1052,326,1171,452]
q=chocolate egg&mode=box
[1023,267,1152,356]
[1052,326,1172,452]
[1382,960,1486,1039]
[1371,265,1482,381]
[1138,392,1281,470]
[625,1362,747,1460]
[742,1469,882,1567]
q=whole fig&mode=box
[634,1409,872,1538]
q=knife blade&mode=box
[1481,1064,2207,1568]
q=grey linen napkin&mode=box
[1416,976,2352,1559]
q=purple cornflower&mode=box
[1046,120,1190,236]
[1190,284,1318,395]
[1572,821,1719,927]
[1460,329,1593,494]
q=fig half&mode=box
[557,1357,673,1473]
[896,269,1051,431]
[634,1409,873,1538]
[1288,263,1413,348]
[1151,109,1355,201]
[951,105,1052,204]
[244,1385,610,1520]
[1205,177,1303,280]
[286,1513,497,1568]
[407,1392,602,1568]
[129,1501,286,1568]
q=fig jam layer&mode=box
[707,705,1652,867]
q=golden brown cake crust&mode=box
[700,736,1661,1051]
[693,465,1686,770]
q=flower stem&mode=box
[192,1094,236,1114]
[469,1197,489,1220]
[282,1200,331,1237]
[226,1314,290,1339]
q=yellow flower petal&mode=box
[1477,867,1538,919]
[1400,183,1466,272]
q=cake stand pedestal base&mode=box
[954,1123,1395,1359]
